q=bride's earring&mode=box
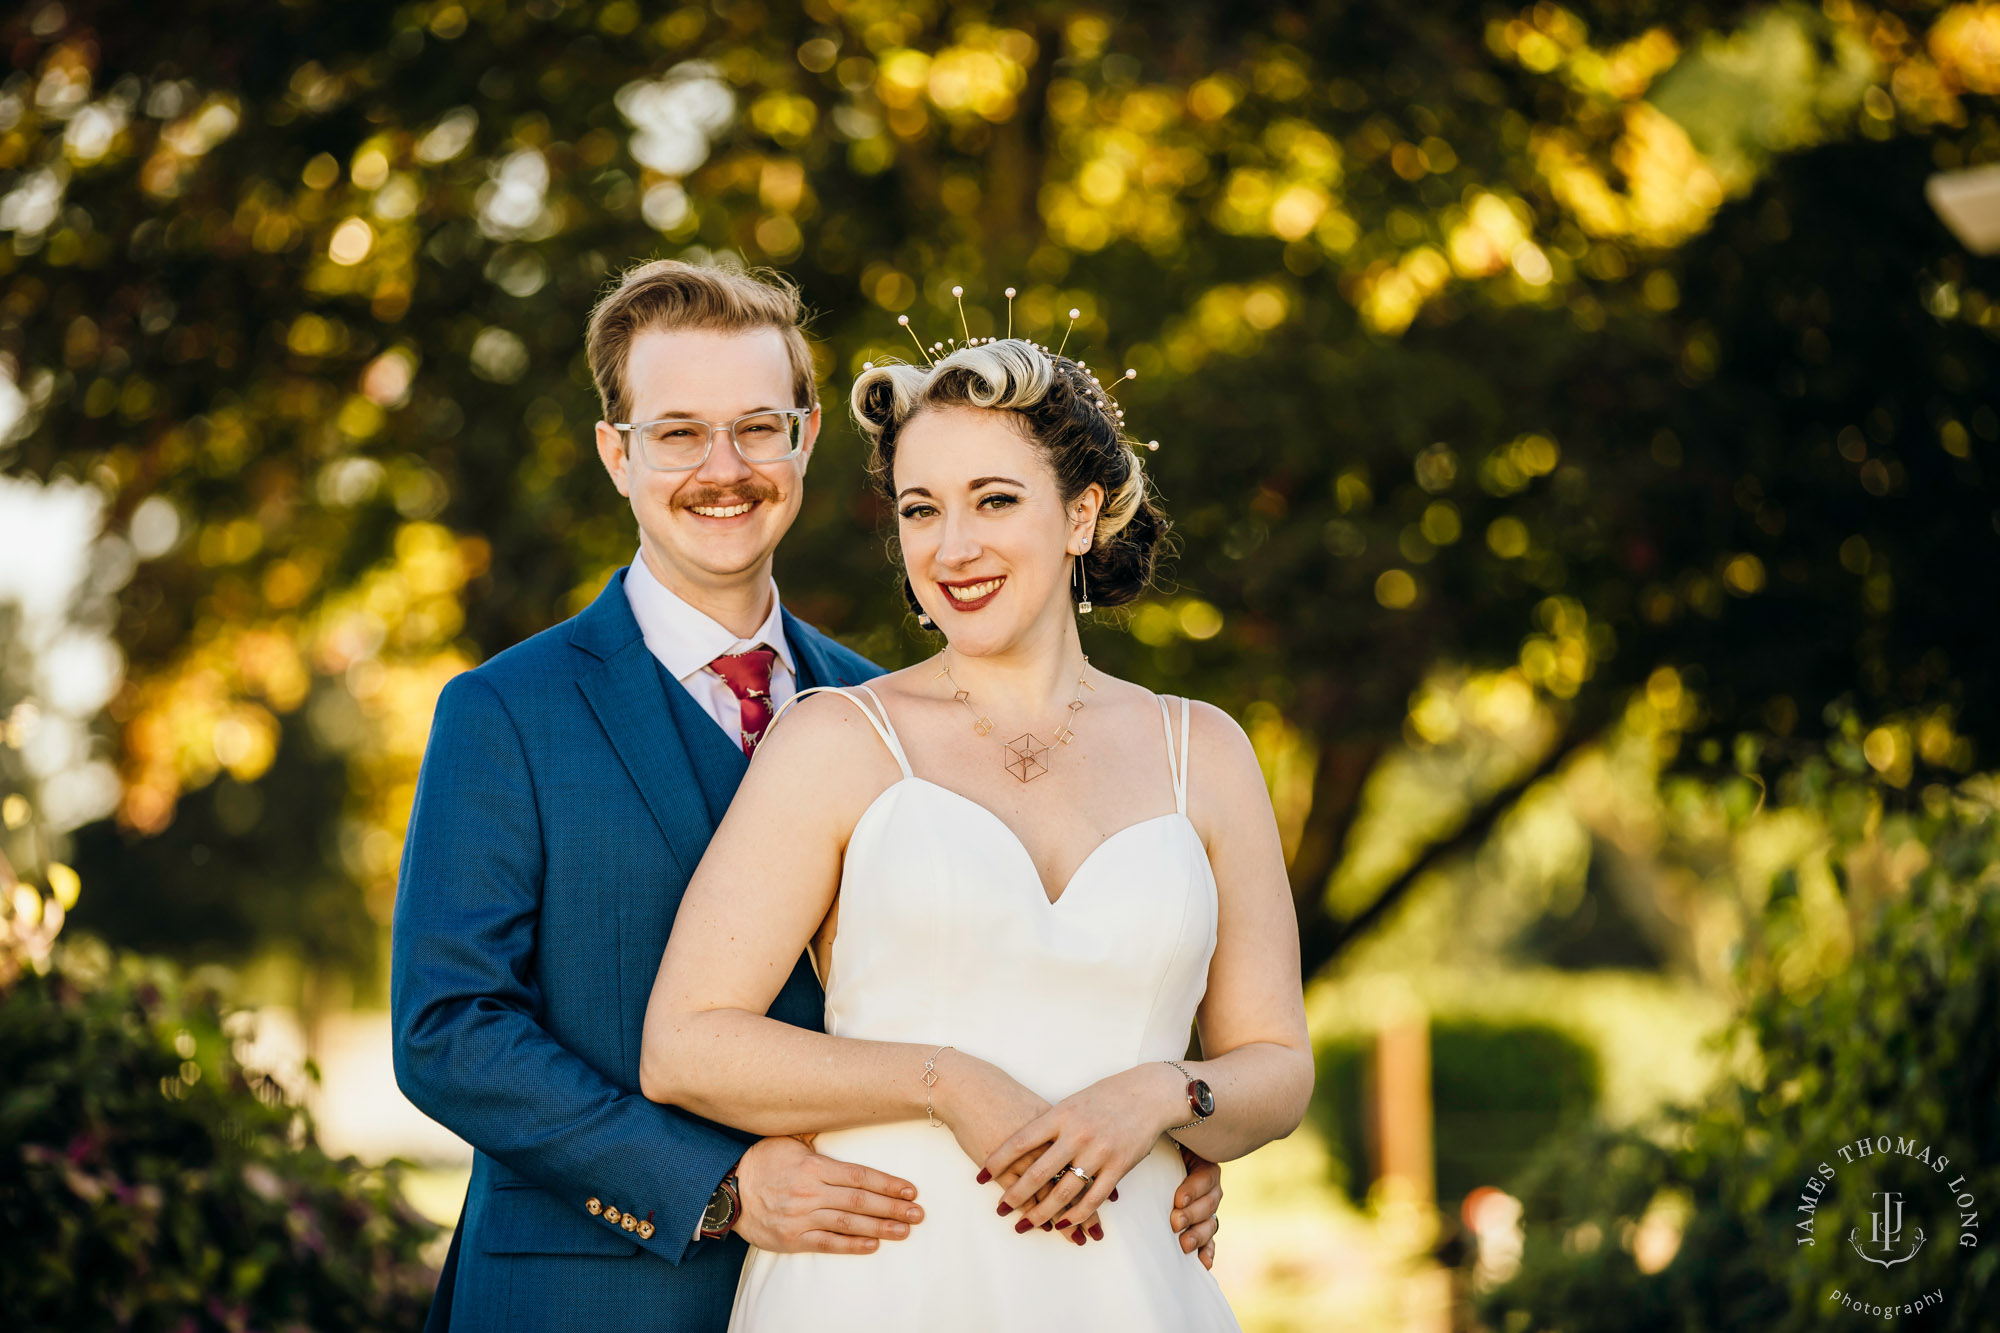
[917,610,933,628]
[1073,555,1092,615]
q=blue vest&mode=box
[391,569,880,1330]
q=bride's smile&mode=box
[938,575,1006,609]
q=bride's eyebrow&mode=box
[895,476,1026,500]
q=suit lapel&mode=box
[572,569,734,879]
[577,639,715,881]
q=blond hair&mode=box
[585,259,817,424]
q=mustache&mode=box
[675,479,782,510]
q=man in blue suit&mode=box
[391,261,1221,1330]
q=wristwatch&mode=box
[699,1172,742,1240]
[1164,1059,1214,1133]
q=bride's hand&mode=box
[983,1062,1186,1232]
[933,1052,1051,1184]
[933,1054,1108,1242]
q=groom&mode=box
[391,260,1221,1331]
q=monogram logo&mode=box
[1849,1190,1925,1268]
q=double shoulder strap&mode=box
[770,684,914,780]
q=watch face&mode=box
[702,1193,732,1231]
[1191,1079,1215,1118]
[702,1175,740,1236]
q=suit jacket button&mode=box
[603,1207,622,1226]
[637,1220,656,1240]
[585,1198,603,1216]
[621,1213,638,1232]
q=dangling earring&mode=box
[1073,555,1092,615]
[917,610,933,628]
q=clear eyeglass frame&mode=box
[613,407,812,472]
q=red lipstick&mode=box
[936,575,1006,613]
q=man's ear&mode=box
[795,403,823,476]
[595,421,631,497]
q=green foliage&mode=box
[0,934,437,1332]
[1481,787,2000,1331]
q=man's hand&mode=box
[1172,1148,1222,1270]
[729,1135,924,1255]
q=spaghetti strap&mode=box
[849,685,915,778]
[770,684,914,780]
[1156,694,1191,816]
[1176,695,1192,815]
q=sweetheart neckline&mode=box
[850,776,1195,909]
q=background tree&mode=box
[0,0,1993,995]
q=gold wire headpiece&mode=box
[863,284,1160,453]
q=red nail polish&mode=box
[1070,1228,1086,1245]
[975,1169,991,1184]
[1088,1223,1104,1241]
[1014,1218,1034,1234]
[1109,1188,1119,1202]
[996,1202,1011,1217]
[1055,1219,1072,1229]
[1040,1220,1053,1231]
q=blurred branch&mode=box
[1287,735,1384,957]
[1300,708,1609,980]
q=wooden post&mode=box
[1372,1007,1434,1206]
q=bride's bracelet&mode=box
[922,1044,952,1128]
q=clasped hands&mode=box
[940,1052,1212,1254]
[730,1057,1220,1264]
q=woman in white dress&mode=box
[641,338,1313,1330]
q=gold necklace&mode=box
[934,654,1095,783]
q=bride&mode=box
[641,336,1313,1330]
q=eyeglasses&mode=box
[613,408,811,472]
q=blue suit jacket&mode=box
[391,568,880,1331]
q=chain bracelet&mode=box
[922,1044,952,1128]
[1164,1058,1207,1133]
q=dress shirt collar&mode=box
[623,549,795,683]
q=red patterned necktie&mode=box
[707,646,778,756]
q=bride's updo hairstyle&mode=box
[850,339,1169,613]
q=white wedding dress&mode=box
[728,685,1240,1332]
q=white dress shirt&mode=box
[623,549,797,743]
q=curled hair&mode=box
[850,339,1169,612]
